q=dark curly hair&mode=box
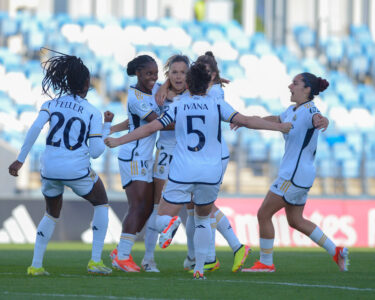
[196,51,222,86]
[42,54,90,99]
[301,72,329,100]
[186,62,211,95]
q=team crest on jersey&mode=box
[293,114,297,121]
[140,103,149,111]
[141,168,146,176]
[159,166,164,174]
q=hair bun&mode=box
[205,51,214,58]
[318,77,329,92]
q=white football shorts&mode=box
[118,158,153,188]
[270,177,309,206]
[41,168,98,197]
[162,180,220,206]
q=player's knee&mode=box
[287,217,302,230]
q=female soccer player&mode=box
[8,52,113,276]
[155,52,249,273]
[109,55,162,273]
[140,54,190,272]
[105,62,292,279]
[242,73,349,273]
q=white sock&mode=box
[206,217,217,263]
[259,238,274,266]
[91,205,109,262]
[309,226,336,256]
[117,233,136,260]
[193,215,211,274]
[31,213,57,268]
[155,214,172,233]
[215,210,241,252]
[144,204,159,261]
[186,209,195,259]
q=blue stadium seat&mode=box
[342,159,360,178]
[318,158,338,178]
[324,38,344,68]
[293,25,316,52]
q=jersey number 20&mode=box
[46,112,86,150]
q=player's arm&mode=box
[262,116,281,123]
[105,120,163,148]
[155,79,170,106]
[109,118,128,135]
[88,111,113,158]
[232,113,292,133]
[8,110,50,177]
[312,114,329,132]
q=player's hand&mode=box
[8,160,23,177]
[280,122,293,133]
[313,114,329,132]
[230,123,241,131]
[220,77,230,85]
[155,86,168,106]
[104,137,121,148]
[104,111,114,122]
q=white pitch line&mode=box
[1,272,374,293]
[210,279,375,292]
[1,291,189,300]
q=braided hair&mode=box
[42,53,90,99]
[301,72,329,100]
[127,55,156,76]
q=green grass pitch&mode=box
[0,243,374,300]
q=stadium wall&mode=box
[0,198,374,247]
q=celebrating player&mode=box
[242,73,349,273]
[109,55,161,272]
[8,51,113,276]
[105,61,292,279]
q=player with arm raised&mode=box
[105,62,292,279]
[8,51,113,276]
[242,73,349,273]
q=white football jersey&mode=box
[207,83,230,159]
[156,90,188,150]
[278,101,320,188]
[40,95,104,180]
[158,93,237,184]
[119,85,161,161]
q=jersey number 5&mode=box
[46,112,86,150]
[186,115,205,152]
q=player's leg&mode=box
[184,201,196,269]
[113,180,154,272]
[142,177,165,272]
[211,205,250,272]
[191,183,220,279]
[193,203,213,280]
[112,159,154,272]
[81,174,112,275]
[28,179,63,276]
[285,204,349,271]
[156,181,192,249]
[242,191,285,272]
